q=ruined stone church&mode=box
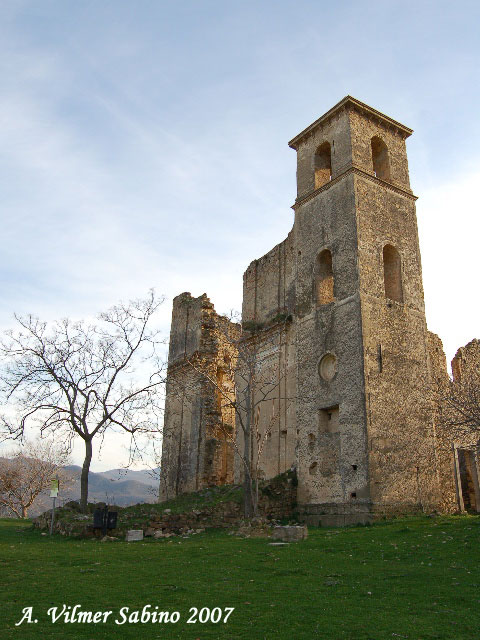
[160,96,480,525]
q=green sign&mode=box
[50,477,59,498]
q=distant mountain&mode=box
[95,467,159,485]
[0,458,160,517]
[59,465,160,509]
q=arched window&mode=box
[316,249,334,305]
[383,244,403,302]
[314,142,332,188]
[371,136,391,180]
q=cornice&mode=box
[288,96,413,150]
[291,166,418,211]
[239,319,291,343]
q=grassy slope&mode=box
[1,515,479,640]
[44,485,244,534]
[116,484,243,517]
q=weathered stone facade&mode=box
[159,293,239,500]
[161,96,480,524]
[433,339,480,513]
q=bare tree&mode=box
[0,439,70,518]
[439,375,480,444]
[186,314,295,518]
[0,291,165,512]
[431,341,480,449]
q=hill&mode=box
[95,467,158,485]
[60,465,160,508]
[0,457,159,516]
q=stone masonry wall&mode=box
[426,331,458,512]
[160,293,240,501]
[352,108,442,514]
[236,230,297,485]
[293,171,369,520]
[444,340,480,512]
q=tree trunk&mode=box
[80,439,93,513]
[21,505,28,519]
[243,381,253,518]
[244,472,254,518]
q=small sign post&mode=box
[49,476,59,536]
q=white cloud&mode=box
[1,0,479,470]
[418,168,480,366]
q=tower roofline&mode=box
[288,96,413,150]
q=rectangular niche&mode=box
[318,405,339,433]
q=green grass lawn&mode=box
[1,515,479,640]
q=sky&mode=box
[1,0,479,471]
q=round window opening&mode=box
[318,353,337,382]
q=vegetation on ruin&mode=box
[34,470,295,535]
[1,514,479,639]
[129,483,244,515]
[40,484,245,535]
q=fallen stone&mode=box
[144,528,155,537]
[126,530,144,542]
[271,525,308,542]
[101,535,118,542]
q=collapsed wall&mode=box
[159,293,239,501]
[446,340,480,511]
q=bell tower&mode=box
[289,97,441,525]
[161,96,447,522]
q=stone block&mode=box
[271,525,308,542]
[126,529,144,542]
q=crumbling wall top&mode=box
[452,338,480,383]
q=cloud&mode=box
[417,167,480,366]
[1,0,479,469]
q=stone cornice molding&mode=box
[239,319,290,344]
[288,96,413,150]
[291,166,417,211]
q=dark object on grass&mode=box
[93,506,118,535]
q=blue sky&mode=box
[1,0,479,470]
